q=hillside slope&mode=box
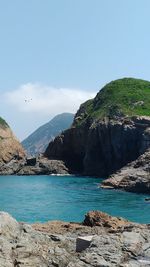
[45,78,150,177]
[22,113,74,156]
[0,117,25,163]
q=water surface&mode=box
[0,175,149,223]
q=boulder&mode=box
[83,211,129,230]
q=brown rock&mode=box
[83,211,129,230]
[0,124,25,164]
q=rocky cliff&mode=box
[44,78,150,177]
[0,118,25,164]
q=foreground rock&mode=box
[101,149,150,193]
[0,210,150,266]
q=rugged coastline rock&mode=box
[0,156,69,175]
[45,78,150,177]
[0,118,26,175]
[0,210,150,266]
[17,157,69,175]
[0,119,25,164]
[0,116,71,175]
[101,149,150,193]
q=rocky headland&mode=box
[43,78,150,193]
[0,210,150,267]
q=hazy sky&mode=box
[0,0,150,140]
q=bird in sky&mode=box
[24,99,32,103]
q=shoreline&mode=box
[0,210,150,266]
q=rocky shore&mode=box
[0,156,69,175]
[101,149,150,194]
[0,210,150,267]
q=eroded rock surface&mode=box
[45,114,150,177]
[44,78,150,177]
[0,124,25,164]
[0,211,150,267]
[0,156,69,175]
[101,149,150,193]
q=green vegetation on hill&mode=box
[75,78,150,125]
[0,117,8,127]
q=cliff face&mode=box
[0,119,25,164]
[45,116,150,176]
[45,78,150,177]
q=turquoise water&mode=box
[0,175,149,223]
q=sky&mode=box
[0,0,150,140]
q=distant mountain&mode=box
[22,113,74,156]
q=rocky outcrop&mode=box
[0,210,150,267]
[17,157,69,175]
[0,120,26,175]
[0,123,25,164]
[83,210,130,229]
[44,78,150,178]
[0,156,69,175]
[101,149,150,193]
[45,115,150,177]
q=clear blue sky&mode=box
[0,0,150,139]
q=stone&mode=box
[0,212,21,238]
[76,236,94,252]
[83,210,129,230]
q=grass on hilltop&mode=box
[0,117,8,127]
[75,78,150,125]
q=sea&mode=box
[0,175,149,223]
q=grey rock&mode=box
[76,236,94,252]
[101,149,150,193]
[0,211,149,267]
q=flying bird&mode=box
[24,99,32,103]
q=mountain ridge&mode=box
[22,113,74,156]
